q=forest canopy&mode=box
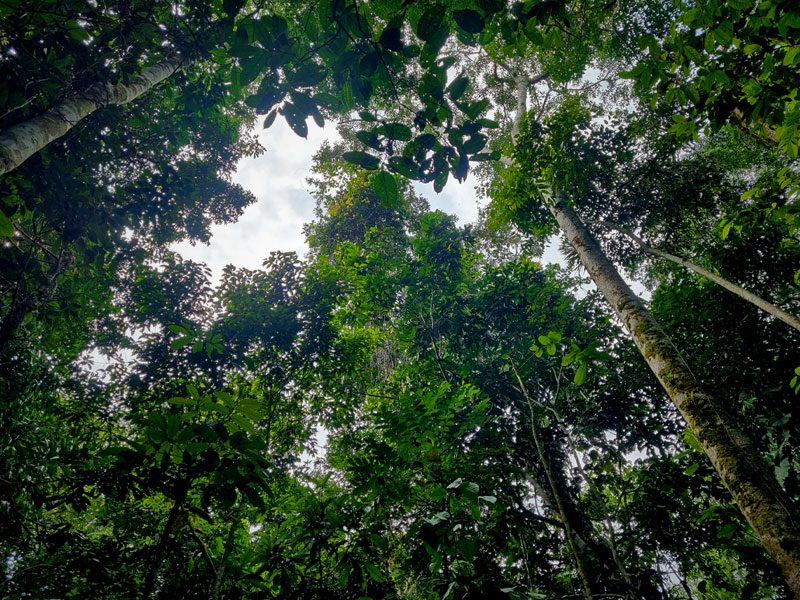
[1,0,800,598]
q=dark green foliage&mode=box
[2,0,800,597]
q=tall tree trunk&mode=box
[549,198,800,597]
[143,477,191,599]
[511,361,597,599]
[0,55,188,176]
[596,220,800,333]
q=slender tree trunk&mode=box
[596,221,800,333]
[511,361,596,600]
[212,520,237,600]
[511,73,529,141]
[549,198,800,597]
[143,477,191,599]
[0,55,188,176]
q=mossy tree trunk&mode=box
[550,198,800,597]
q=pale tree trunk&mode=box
[549,198,800,597]
[597,221,800,334]
[0,55,188,176]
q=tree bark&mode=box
[0,55,188,176]
[143,477,191,599]
[511,360,597,600]
[596,221,800,333]
[550,198,800,597]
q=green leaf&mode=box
[463,481,479,494]
[783,46,800,66]
[453,9,485,34]
[776,458,791,486]
[169,396,194,406]
[430,486,447,501]
[371,171,399,208]
[262,108,278,129]
[682,428,704,453]
[684,463,700,476]
[462,133,487,154]
[388,155,418,178]
[356,130,382,149]
[288,62,327,87]
[471,151,500,161]
[236,398,262,421]
[447,75,469,101]
[464,98,489,120]
[379,26,404,52]
[714,20,734,46]
[434,168,448,193]
[743,43,761,55]
[378,122,413,141]
[573,363,588,385]
[342,151,380,170]
[0,210,13,237]
[417,133,437,149]
[416,8,444,41]
[171,336,193,350]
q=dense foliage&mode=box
[1,0,799,598]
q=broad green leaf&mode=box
[262,108,278,129]
[364,563,385,582]
[0,210,13,237]
[416,8,444,41]
[453,9,485,34]
[378,122,413,141]
[573,363,588,385]
[371,171,399,208]
[447,75,469,101]
[169,397,193,406]
[343,151,380,170]
[171,336,193,350]
[379,26,404,51]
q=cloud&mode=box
[173,118,334,279]
[174,118,486,278]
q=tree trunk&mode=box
[511,360,597,599]
[596,221,800,333]
[0,55,188,176]
[550,198,800,597]
[143,477,191,599]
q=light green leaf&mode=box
[0,211,14,237]
[574,363,588,385]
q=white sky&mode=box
[171,116,648,306]
[173,118,484,278]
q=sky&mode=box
[170,115,649,307]
[173,118,485,278]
